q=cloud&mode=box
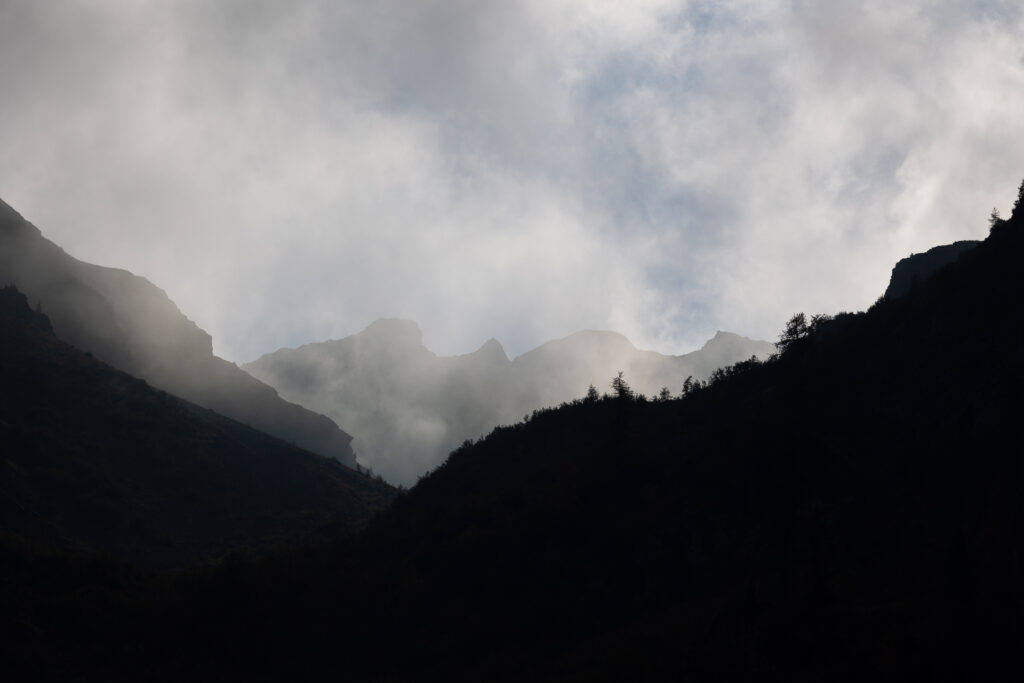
[2,0,1023,363]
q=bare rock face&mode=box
[0,197,355,466]
[245,322,775,486]
[884,241,980,300]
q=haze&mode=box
[2,1,1023,362]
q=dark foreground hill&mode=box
[5,188,1024,681]
[0,286,394,570]
[0,198,356,466]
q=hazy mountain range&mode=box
[1,195,774,486]
[0,198,356,467]
[244,321,775,484]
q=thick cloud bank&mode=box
[2,1,1023,360]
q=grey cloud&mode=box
[2,1,1023,364]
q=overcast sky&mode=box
[2,0,1023,362]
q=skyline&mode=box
[2,1,1023,362]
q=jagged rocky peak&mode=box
[665,330,776,382]
[341,318,436,366]
[704,330,739,345]
[699,330,774,356]
[884,240,980,299]
[475,337,509,361]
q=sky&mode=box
[2,0,1023,363]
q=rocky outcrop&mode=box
[884,240,980,299]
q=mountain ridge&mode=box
[7,183,1024,681]
[0,198,357,466]
[244,319,776,484]
[0,285,394,568]
[884,239,980,299]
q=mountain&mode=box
[883,240,980,299]
[12,184,1022,682]
[0,198,356,466]
[9,184,1024,681]
[0,286,394,569]
[189,186,1023,680]
[243,321,775,484]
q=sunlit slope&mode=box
[0,198,356,466]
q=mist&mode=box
[2,2,1023,363]
[244,318,775,485]
[0,200,357,466]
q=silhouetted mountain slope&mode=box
[9,190,1024,682]
[165,201,1020,680]
[883,239,979,299]
[244,321,773,484]
[0,286,394,569]
[0,198,356,466]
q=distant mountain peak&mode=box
[470,337,510,364]
[683,329,776,367]
[247,323,775,484]
[543,329,637,353]
[701,330,755,350]
[569,329,633,342]
[360,318,423,343]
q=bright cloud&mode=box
[2,0,1022,361]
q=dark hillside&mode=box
[6,189,1024,681]
[204,198,1022,681]
[114,195,1022,682]
[0,286,394,570]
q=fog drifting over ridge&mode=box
[244,318,776,485]
[2,1,1023,362]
